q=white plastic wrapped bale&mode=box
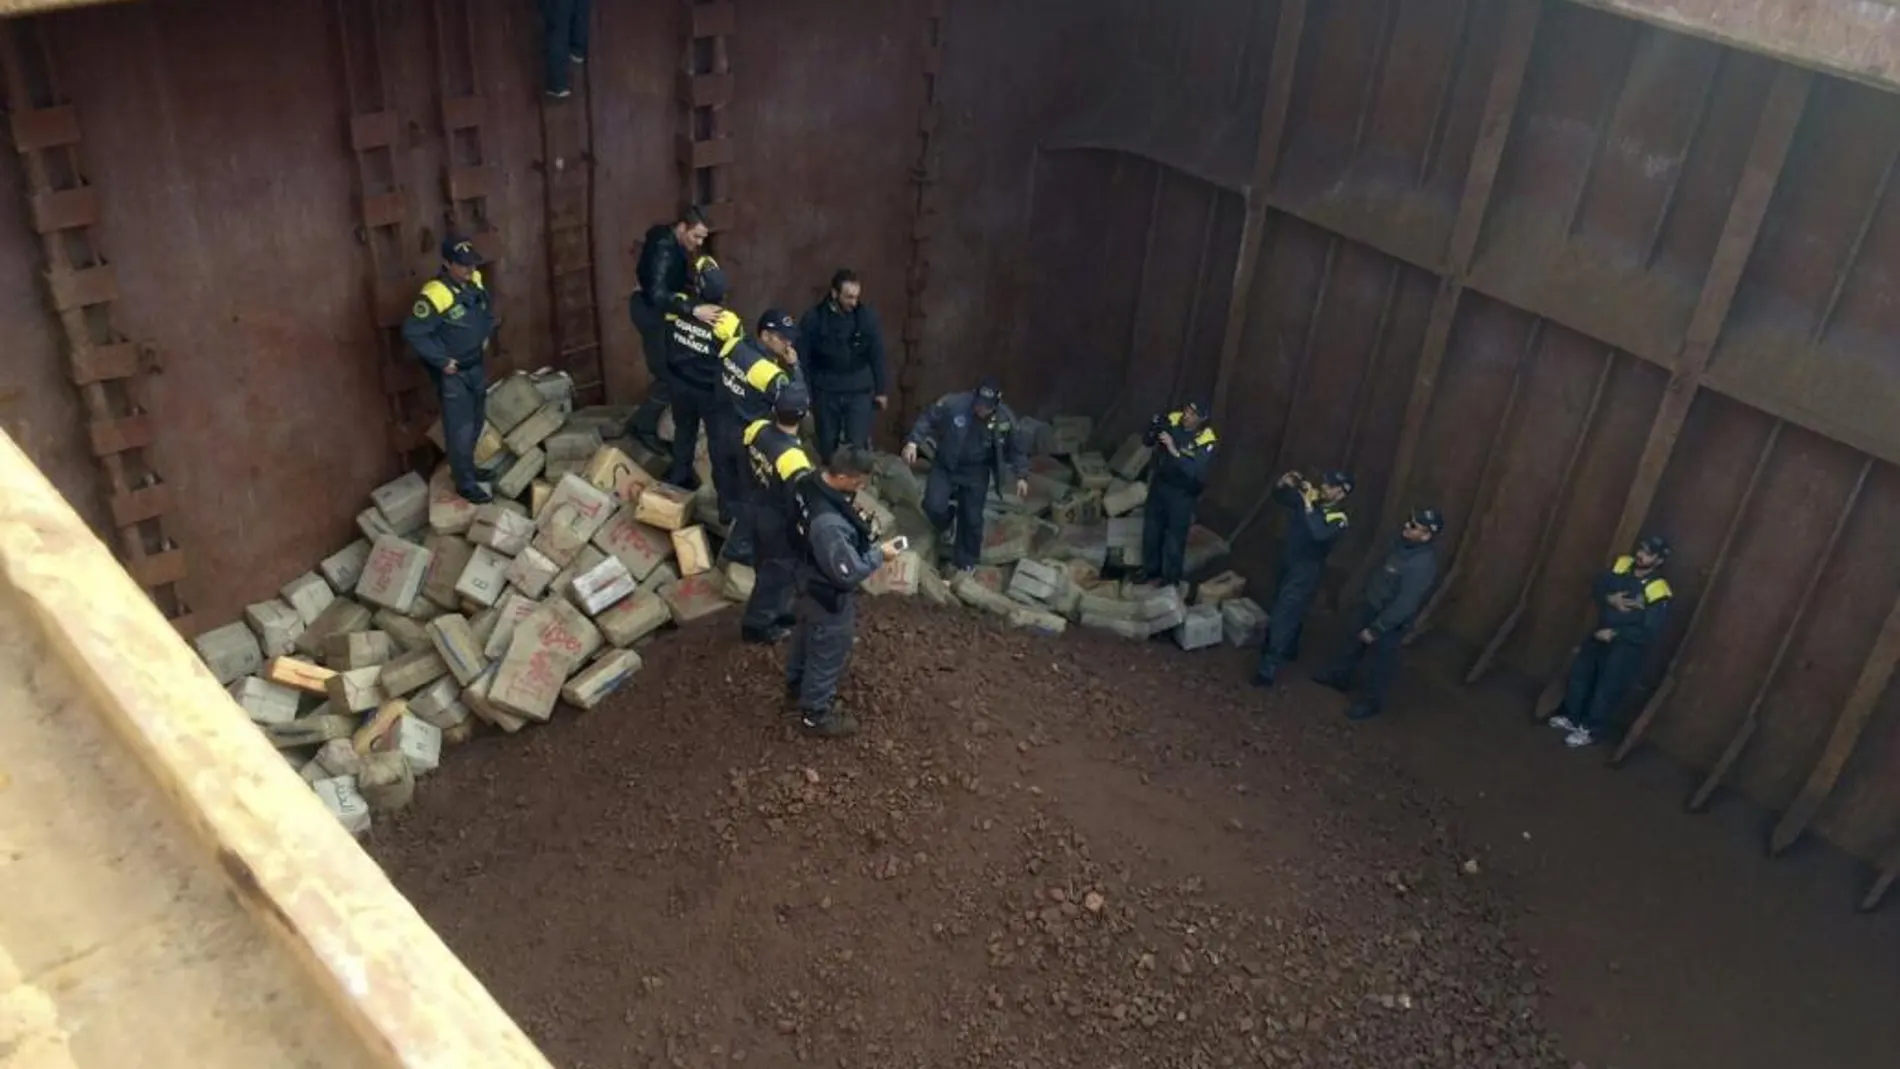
[1174,604,1224,651]
[571,555,637,616]
[1222,597,1269,648]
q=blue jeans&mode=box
[923,469,987,570]
[1142,482,1196,582]
[1256,560,1321,673]
[434,363,487,494]
[540,0,591,94]
[814,389,874,461]
[1565,637,1642,734]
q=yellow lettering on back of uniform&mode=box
[1644,578,1673,602]
[420,279,455,314]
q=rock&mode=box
[318,540,374,594]
[193,621,263,685]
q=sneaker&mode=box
[1345,702,1383,722]
[1563,728,1597,749]
[546,87,572,100]
[1546,714,1578,732]
[570,52,586,64]
[457,485,493,505]
[801,711,860,738]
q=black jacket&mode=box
[1363,540,1438,636]
[402,270,493,370]
[799,299,888,395]
[1275,483,1349,570]
[634,224,694,318]
[1143,410,1218,495]
[792,478,883,602]
[1591,556,1672,646]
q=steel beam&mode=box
[1688,454,1872,812]
[1531,65,1810,717]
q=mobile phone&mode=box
[888,535,910,554]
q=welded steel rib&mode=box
[1688,454,1874,812]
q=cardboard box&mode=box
[193,621,263,685]
[279,572,335,627]
[326,630,394,670]
[672,525,714,576]
[370,471,429,534]
[486,373,546,433]
[496,445,546,499]
[503,402,567,455]
[634,483,696,530]
[379,646,450,696]
[243,598,305,658]
[584,444,655,502]
[228,676,300,725]
[319,539,373,592]
[505,544,561,599]
[326,666,385,714]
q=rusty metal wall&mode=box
[935,0,1900,887]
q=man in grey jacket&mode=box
[1315,507,1443,721]
[786,445,906,738]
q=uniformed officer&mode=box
[1548,535,1673,749]
[900,377,1029,575]
[786,445,905,738]
[662,256,743,492]
[1315,507,1442,721]
[717,308,803,564]
[740,382,815,645]
[799,268,888,460]
[1136,401,1218,585]
[402,234,496,504]
[627,206,718,452]
[1252,469,1353,687]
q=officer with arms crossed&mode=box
[662,257,743,492]
[627,206,719,453]
[1315,507,1442,721]
[786,445,906,738]
[1548,535,1672,749]
[1136,400,1218,586]
[900,377,1029,575]
[403,234,495,504]
[740,382,816,645]
[800,268,888,460]
[1252,469,1353,687]
[717,308,803,564]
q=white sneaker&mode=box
[1547,714,1577,732]
[1563,728,1596,749]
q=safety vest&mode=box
[721,340,792,422]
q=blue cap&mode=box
[1410,507,1444,535]
[1321,470,1355,495]
[1183,399,1209,418]
[441,234,484,266]
[774,380,811,420]
[757,308,797,337]
[693,256,730,304]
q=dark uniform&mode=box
[1555,551,1672,745]
[401,238,495,500]
[1316,509,1441,720]
[799,296,887,459]
[1140,408,1218,584]
[1253,473,1351,684]
[718,310,803,561]
[628,222,698,446]
[906,382,1028,572]
[662,282,742,493]
[787,474,887,735]
[741,400,815,641]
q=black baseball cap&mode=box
[757,308,797,338]
[1321,470,1355,495]
[693,256,730,304]
[1409,507,1444,535]
[441,234,484,266]
[975,376,1003,408]
[1637,534,1672,559]
[774,381,811,421]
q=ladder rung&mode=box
[110,483,171,527]
[90,414,153,457]
[10,105,80,152]
[69,342,139,385]
[31,186,99,233]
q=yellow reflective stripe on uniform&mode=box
[1324,511,1349,526]
[712,309,742,340]
[743,357,784,393]
[775,447,813,481]
[1195,427,1218,447]
[1167,411,1184,427]
[420,279,455,313]
[743,419,768,446]
[718,335,743,359]
[1644,578,1673,602]
[1612,555,1634,574]
[470,269,485,290]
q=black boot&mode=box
[1313,670,1352,694]
[1345,701,1382,721]
[743,623,792,645]
[800,706,861,738]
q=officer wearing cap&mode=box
[1253,469,1353,688]
[1315,507,1442,720]
[628,206,719,453]
[662,255,743,491]
[786,445,906,738]
[717,308,804,564]
[403,234,496,503]
[740,381,815,644]
[1547,535,1673,749]
[1136,401,1219,586]
[800,268,888,460]
[900,377,1029,574]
